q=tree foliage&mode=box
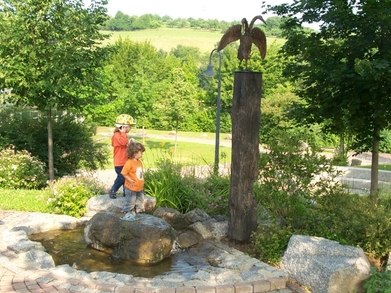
[0,0,110,110]
[93,39,215,131]
[270,0,391,196]
[0,0,111,180]
[0,107,108,177]
[101,12,287,38]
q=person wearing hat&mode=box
[109,114,135,199]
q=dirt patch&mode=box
[219,236,259,259]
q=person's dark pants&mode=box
[110,166,125,196]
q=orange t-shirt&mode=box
[121,159,144,192]
[111,132,128,166]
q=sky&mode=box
[101,0,292,22]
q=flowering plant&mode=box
[0,145,47,189]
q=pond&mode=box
[29,227,198,278]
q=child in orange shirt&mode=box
[109,114,135,199]
[121,142,146,220]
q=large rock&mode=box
[84,201,228,253]
[153,207,211,231]
[282,235,371,293]
[86,194,156,217]
[84,212,175,265]
[152,207,227,248]
[153,207,192,231]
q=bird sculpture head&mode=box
[241,18,248,34]
[217,15,267,69]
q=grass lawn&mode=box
[0,127,232,213]
[359,164,391,171]
[101,28,284,54]
[96,127,232,169]
[0,188,52,213]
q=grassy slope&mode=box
[101,28,284,53]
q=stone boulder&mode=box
[282,235,371,293]
[153,207,211,231]
[86,194,156,217]
[84,200,228,252]
[84,212,175,265]
[153,207,192,231]
[18,249,56,269]
[351,158,362,166]
[153,207,228,248]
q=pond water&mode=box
[29,227,197,278]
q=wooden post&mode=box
[228,70,262,242]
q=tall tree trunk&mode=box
[47,108,54,181]
[370,127,380,202]
[228,71,262,242]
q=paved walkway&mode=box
[0,210,54,293]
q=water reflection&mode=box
[29,227,195,278]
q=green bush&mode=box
[331,152,349,166]
[255,129,342,228]
[0,106,109,177]
[379,130,391,154]
[47,173,105,217]
[251,223,294,265]
[191,174,230,216]
[252,129,391,265]
[0,146,47,189]
[308,192,391,260]
[364,268,391,293]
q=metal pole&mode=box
[205,49,222,175]
[214,52,222,175]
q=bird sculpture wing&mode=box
[251,27,267,59]
[217,24,242,52]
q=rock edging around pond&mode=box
[0,206,289,292]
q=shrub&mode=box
[310,192,391,260]
[364,268,391,293]
[47,173,105,217]
[379,130,391,154]
[0,106,109,177]
[331,152,349,166]
[0,145,47,189]
[253,129,391,264]
[192,174,230,216]
[251,223,294,265]
[254,129,342,228]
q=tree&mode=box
[0,0,111,180]
[132,14,161,30]
[170,45,201,62]
[102,39,166,128]
[263,16,284,37]
[105,11,134,31]
[270,0,391,199]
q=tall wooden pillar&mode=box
[228,70,262,242]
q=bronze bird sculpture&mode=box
[217,15,267,68]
